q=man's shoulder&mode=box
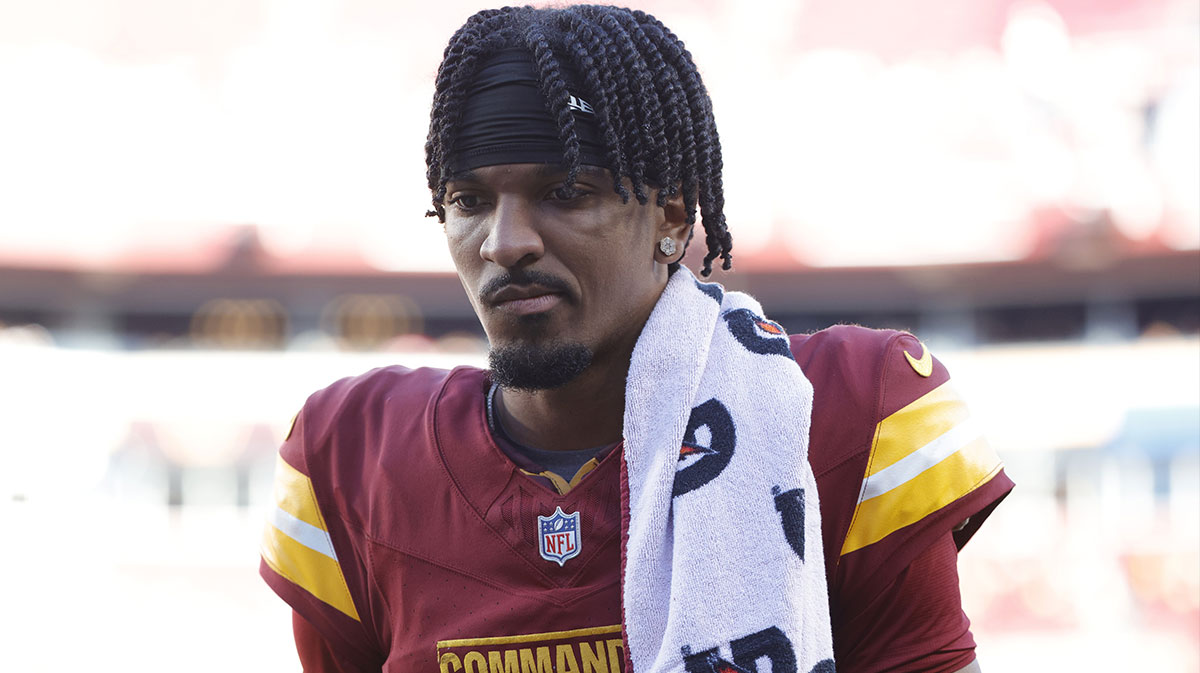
[795,325,1012,605]
[284,363,490,532]
[288,363,488,482]
[298,364,484,438]
[788,325,966,542]
[305,363,463,410]
[789,325,946,443]
[789,324,925,374]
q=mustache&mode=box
[479,269,573,302]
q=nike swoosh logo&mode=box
[903,342,933,377]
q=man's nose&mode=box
[479,199,544,268]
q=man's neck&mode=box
[493,354,629,452]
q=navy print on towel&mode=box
[694,279,725,304]
[682,626,799,673]
[730,626,797,673]
[722,308,792,358]
[772,486,806,561]
[682,650,752,673]
[672,399,736,498]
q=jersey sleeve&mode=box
[293,610,379,673]
[835,532,977,673]
[795,327,1013,671]
[259,402,383,672]
[835,331,1013,599]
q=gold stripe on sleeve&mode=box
[273,454,329,531]
[866,383,970,477]
[261,454,361,621]
[841,435,1002,555]
[262,522,361,620]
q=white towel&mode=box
[622,267,835,673]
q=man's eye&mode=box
[448,194,481,210]
[550,186,588,201]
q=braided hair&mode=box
[425,4,733,276]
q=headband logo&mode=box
[567,94,594,115]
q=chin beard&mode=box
[488,341,594,392]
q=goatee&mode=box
[488,341,594,391]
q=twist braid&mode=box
[605,10,680,206]
[524,25,583,190]
[594,13,652,204]
[637,20,699,220]
[632,9,733,273]
[558,11,630,201]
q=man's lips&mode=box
[480,270,573,317]
[493,292,564,316]
[486,285,565,316]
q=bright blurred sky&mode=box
[0,0,1196,271]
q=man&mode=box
[260,6,1013,672]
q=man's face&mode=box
[443,163,682,390]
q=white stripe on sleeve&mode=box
[270,505,339,561]
[859,419,983,503]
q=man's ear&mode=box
[656,191,691,262]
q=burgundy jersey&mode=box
[260,326,1013,672]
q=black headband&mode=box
[446,49,608,173]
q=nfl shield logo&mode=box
[537,506,582,566]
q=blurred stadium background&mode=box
[0,0,1197,670]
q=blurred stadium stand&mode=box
[0,217,1196,348]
